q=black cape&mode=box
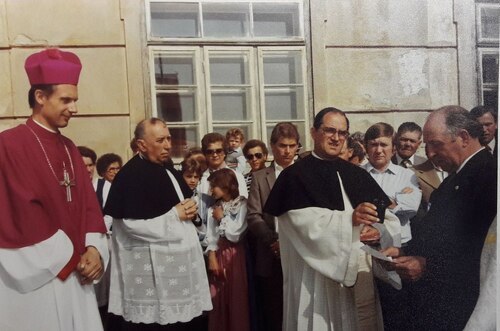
[264,154,390,216]
[104,154,192,219]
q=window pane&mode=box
[211,89,250,121]
[154,54,195,85]
[263,51,302,84]
[170,127,199,158]
[483,88,498,110]
[203,3,250,38]
[210,54,249,85]
[253,3,301,37]
[481,7,500,40]
[150,2,200,38]
[213,125,250,142]
[264,87,304,120]
[157,91,197,122]
[482,53,499,84]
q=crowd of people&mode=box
[0,48,497,331]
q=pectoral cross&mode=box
[60,169,75,202]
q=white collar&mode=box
[32,118,58,133]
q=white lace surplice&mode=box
[108,170,212,325]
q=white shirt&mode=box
[362,162,422,243]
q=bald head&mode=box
[423,106,483,172]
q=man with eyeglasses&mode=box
[246,122,300,331]
[264,108,399,330]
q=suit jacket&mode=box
[404,149,497,330]
[391,154,427,167]
[411,159,441,206]
[246,164,279,277]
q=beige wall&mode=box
[310,0,464,139]
[0,0,144,162]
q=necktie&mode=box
[401,159,412,168]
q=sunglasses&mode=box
[204,148,224,155]
[245,153,264,160]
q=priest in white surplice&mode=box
[264,108,400,331]
[104,118,212,330]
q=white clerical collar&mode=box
[32,118,58,133]
[456,147,485,174]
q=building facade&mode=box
[0,0,498,161]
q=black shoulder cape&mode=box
[264,155,390,216]
[104,154,193,219]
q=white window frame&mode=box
[146,0,305,43]
[149,45,310,160]
[477,47,499,105]
[257,46,310,148]
[476,3,500,44]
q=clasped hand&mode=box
[77,246,103,285]
[176,198,198,221]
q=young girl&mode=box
[206,168,250,331]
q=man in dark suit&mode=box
[384,105,497,330]
[246,122,300,331]
[392,122,427,168]
[470,105,497,159]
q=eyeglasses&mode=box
[320,126,349,138]
[204,148,224,155]
[107,166,121,173]
[245,153,264,160]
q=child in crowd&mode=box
[225,128,246,173]
[205,168,250,331]
[184,147,208,173]
[181,157,203,192]
[181,157,210,242]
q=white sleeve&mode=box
[0,229,73,293]
[205,208,219,252]
[279,207,360,286]
[119,208,186,243]
[371,209,402,249]
[219,203,248,243]
[392,174,421,216]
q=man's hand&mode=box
[175,198,198,221]
[77,246,103,285]
[393,256,426,281]
[381,246,403,258]
[360,225,380,244]
[352,202,379,226]
[212,206,224,222]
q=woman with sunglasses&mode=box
[242,139,269,191]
